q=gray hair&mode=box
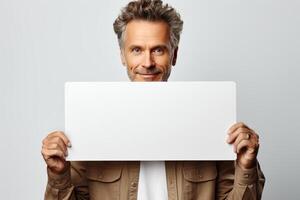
[113,0,183,50]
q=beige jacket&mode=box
[45,161,265,200]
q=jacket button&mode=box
[131,182,137,187]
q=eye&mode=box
[131,47,141,54]
[153,47,164,55]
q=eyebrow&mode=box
[128,45,141,50]
[128,44,169,51]
[152,45,169,50]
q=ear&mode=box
[120,49,126,67]
[172,47,178,66]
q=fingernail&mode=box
[67,142,72,147]
[226,135,231,143]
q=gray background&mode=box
[0,0,299,199]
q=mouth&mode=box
[137,72,160,78]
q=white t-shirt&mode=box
[137,161,168,200]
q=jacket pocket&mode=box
[183,161,217,182]
[86,162,123,183]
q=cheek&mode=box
[155,56,172,71]
[126,54,143,70]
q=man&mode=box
[41,0,265,199]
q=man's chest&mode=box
[83,161,217,200]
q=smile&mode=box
[138,72,160,75]
[138,73,159,78]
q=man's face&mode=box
[120,20,177,82]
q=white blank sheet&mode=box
[65,82,236,161]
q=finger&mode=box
[47,131,71,147]
[227,127,250,143]
[42,148,65,160]
[44,136,68,152]
[236,139,255,154]
[250,130,260,140]
[233,132,251,152]
[245,129,260,143]
[44,142,68,157]
[227,122,249,134]
[42,147,65,159]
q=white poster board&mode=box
[65,82,236,161]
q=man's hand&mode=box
[227,122,260,169]
[41,131,71,174]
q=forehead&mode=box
[123,20,170,46]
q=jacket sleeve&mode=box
[44,161,89,200]
[216,160,265,200]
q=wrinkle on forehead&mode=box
[123,20,171,50]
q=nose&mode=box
[142,51,154,68]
